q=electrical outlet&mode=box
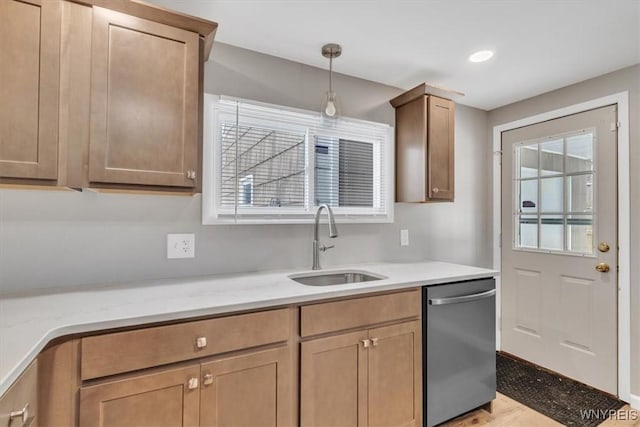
[167,233,195,259]
[400,229,409,246]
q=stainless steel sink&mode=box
[289,270,386,286]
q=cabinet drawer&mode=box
[300,289,420,337]
[0,360,38,427]
[81,308,290,380]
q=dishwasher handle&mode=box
[428,289,496,306]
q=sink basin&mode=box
[289,270,386,286]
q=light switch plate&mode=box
[167,233,195,259]
[400,229,409,246]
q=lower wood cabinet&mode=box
[301,330,368,427]
[301,320,422,427]
[200,347,291,427]
[79,364,201,427]
[0,360,38,427]
[79,347,291,427]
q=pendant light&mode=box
[321,43,342,118]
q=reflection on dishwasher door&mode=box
[424,278,496,427]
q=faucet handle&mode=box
[319,244,335,252]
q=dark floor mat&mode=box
[497,353,625,427]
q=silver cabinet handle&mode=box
[361,339,371,348]
[203,373,214,386]
[196,336,207,349]
[10,403,29,426]
[429,289,496,306]
[187,377,199,390]
[371,338,379,347]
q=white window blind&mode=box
[203,96,393,224]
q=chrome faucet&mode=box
[312,204,338,270]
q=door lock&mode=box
[598,242,610,253]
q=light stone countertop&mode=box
[0,260,498,396]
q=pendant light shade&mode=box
[321,43,342,118]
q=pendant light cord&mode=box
[329,56,333,93]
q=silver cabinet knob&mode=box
[361,339,371,348]
[187,377,199,390]
[432,187,439,194]
[371,337,379,347]
[203,373,214,386]
[196,336,207,349]
[186,170,196,179]
[9,403,29,426]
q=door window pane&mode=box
[568,174,594,213]
[517,215,538,249]
[540,215,564,251]
[568,215,594,254]
[566,133,594,173]
[540,177,563,212]
[540,139,564,176]
[516,144,538,178]
[518,180,538,213]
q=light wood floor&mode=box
[442,393,639,427]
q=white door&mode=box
[501,105,618,394]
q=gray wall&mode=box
[0,43,492,293]
[488,64,640,397]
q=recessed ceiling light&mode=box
[469,50,494,63]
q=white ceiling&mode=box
[150,0,640,110]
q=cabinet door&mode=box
[89,7,199,188]
[427,96,455,200]
[200,347,291,427]
[0,0,60,180]
[301,331,369,427]
[0,360,37,427]
[79,365,200,427]
[367,321,422,427]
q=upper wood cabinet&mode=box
[0,0,216,191]
[391,84,456,202]
[0,0,61,181]
[88,7,199,188]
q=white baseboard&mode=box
[629,393,640,410]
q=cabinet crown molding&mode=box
[389,82,464,108]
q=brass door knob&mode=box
[595,263,610,273]
[598,242,610,253]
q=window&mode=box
[513,129,596,254]
[203,95,393,224]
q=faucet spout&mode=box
[312,204,338,270]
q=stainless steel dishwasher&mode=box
[424,278,496,427]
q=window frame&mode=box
[202,94,394,225]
